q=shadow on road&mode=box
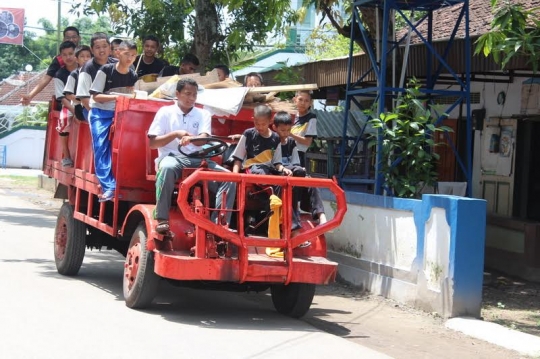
[11,249,353,336]
[0,206,57,228]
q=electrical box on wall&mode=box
[472,108,485,130]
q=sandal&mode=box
[155,220,170,234]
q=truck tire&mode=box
[54,203,86,276]
[271,283,316,318]
[123,222,160,309]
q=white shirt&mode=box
[148,104,212,166]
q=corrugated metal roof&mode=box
[312,109,374,139]
[260,0,537,89]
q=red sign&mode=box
[0,8,24,45]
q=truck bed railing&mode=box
[177,169,347,284]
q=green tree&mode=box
[305,23,361,60]
[475,0,540,72]
[72,0,299,71]
[0,16,112,81]
[367,79,451,198]
[12,104,48,128]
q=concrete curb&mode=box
[446,317,540,357]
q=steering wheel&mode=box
[178,136,229,159]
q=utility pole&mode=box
[57,0,61,51]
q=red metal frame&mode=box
[43,97,346,286]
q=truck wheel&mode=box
[123,222,160,309]
[271,283,316,318]
[54,203,86,276]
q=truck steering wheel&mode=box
[178,137,229,159]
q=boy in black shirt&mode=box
[21,26,80,105]
[76,32,117,118]
[231,105,283,175]
[273,111,327,226]
[135,35,166,77]
[159,53,199,77]
[89,40,138,202]
[63,45,92,122]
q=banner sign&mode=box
[0,8,24,45]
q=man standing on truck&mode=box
[20,26,81,105]
[147,78,236,234]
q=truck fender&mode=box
[120,204,157,251]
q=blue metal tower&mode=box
[339,0,472,196]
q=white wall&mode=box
[328,204,417,272]
[439,76,527,119]
[0,128,45,169]
[321,193,486,318]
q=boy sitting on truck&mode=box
[290,90,317,167]
[148,78,237,234]
[53,41,78,167]
[273,111,327,226]
[230,105,284,176]
[89,40,138,202]
[230,106,302,232]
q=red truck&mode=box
[43,95,346,318]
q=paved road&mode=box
[0,189,390,359]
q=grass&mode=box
[0,175,39,188]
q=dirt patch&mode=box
[482,270,540,336]
[0,175,63,212]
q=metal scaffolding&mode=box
[339,0,472,196]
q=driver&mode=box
[147,78,236,234]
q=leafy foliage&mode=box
[475,0,540,72]
[71,0,299,71]
[0,16,112,81]
[13,104,48,128]
[273,60,305,100]
[305,23,361,60]
[368,80,451,198]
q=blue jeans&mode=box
[89,108,116,193]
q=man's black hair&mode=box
[90,32,109,48]
[176,78,198,92]
[244,72,264,86]
[181,53,200,66]
[111,38,123,46]
[213,64,230,77]
[118,40,138,51]
[59,41,76,53]
[63,26,79,37]
[253,105,272,119]
[143,34,160,46]
[75,45,92,58]
[273,111,293,126]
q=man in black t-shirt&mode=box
[134,35,166,77]
[76,32,117,118]
[21,26,81,105]
[159,53,199,77]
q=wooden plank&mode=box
[248,83,318,93]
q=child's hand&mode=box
[228,134,241,142]
[283,168,292,176]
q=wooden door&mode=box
[434,118,458,182]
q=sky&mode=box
[7,0,87,36]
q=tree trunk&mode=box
[192,0,220,73]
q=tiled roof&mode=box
[0,70,55,106]
[402,0,540,42]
